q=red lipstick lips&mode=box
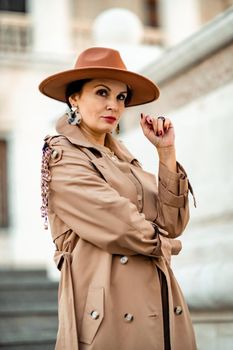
[102,116,117,123]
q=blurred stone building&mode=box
[0,1,233,349]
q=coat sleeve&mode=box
[47,139,164,257]
[154,161,194,238]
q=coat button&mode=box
[120,256,128,264]
[109,154,118,161]
[90,310,100,320]
[124,313,134,322]
[51,149,59,159]
[174,306,182,315]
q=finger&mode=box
[164,118,172,132]
[145,115,153,125]
[140,113,151,135]
[163,118,169,131]
[157,117,173,134]
[140,114,159,143]
[140,112,145,124]
[151,117,159,135]
[140,113,149,128]
[163,118,171,130]
[157,117,165,136]
[144,115,154,130]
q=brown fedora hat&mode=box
[39,47,160,107]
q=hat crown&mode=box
[74,47,127,70]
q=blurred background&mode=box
[0,0,233,349]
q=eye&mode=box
[96,89,108,97]
[117,93,127,101]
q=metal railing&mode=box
[0,12,32,52]
[0,12,163,53]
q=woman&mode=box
[39,47,197,350]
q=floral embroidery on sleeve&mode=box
[40,142,52,229]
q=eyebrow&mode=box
[94,84,127,94]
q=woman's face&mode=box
[69,78,128,136]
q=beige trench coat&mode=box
[43,115,197,350]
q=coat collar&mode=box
[56,115,136,163]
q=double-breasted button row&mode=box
[174,306,182,315]
[120,256,128,264]
[90,309,134,323]
[124,313,134,322]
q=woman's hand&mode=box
[140,113,177,172]
[140,113,175,148]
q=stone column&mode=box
[29,0,72,55]
[159,0,200,46]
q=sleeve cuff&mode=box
[158,162,189,208]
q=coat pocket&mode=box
[79,287,104,344]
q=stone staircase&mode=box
[0,269,58,349]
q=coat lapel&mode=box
[55,114,137,163]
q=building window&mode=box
[0,0,27,13]
[144,0,159,27]
[0,140,9,228]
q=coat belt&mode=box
[54,250,79,350]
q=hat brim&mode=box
[39,67,160,107]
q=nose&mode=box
[106,97,119,111]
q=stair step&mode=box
[0,280,58,288]
[0,344,55,350]
[0,279,58,306]
[0,314,57,347]
[0,269,59,347]
[0,269,47,282]
[0,303,58,315]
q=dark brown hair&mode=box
[66,79,91,108]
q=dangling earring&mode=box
[116,123,120,135]
[66,106,82,125]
